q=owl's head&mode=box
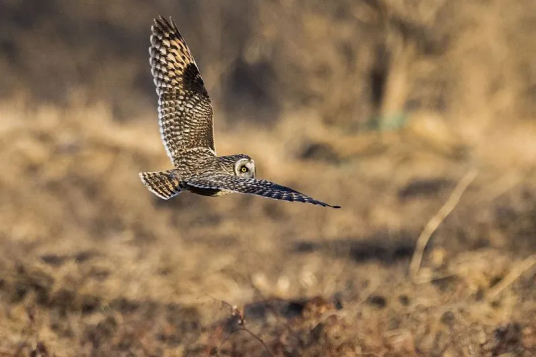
[234,156,256,178]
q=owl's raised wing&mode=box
[150,16,215,166]
[186,175,340,208]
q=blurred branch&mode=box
[486,254,536,301]
[205,295,275,357]
[410,168,478,280]
[239,327,275,357]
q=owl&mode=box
[139,16,340,208]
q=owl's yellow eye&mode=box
[241,167,248,173]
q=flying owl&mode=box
[139,16,340,208]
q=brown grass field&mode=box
[1,0,536,356]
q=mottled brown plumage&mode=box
[139,16,340,208]
[150,17,215,163]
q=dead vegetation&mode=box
[1,0,536,356]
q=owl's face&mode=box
[234,157,256,178]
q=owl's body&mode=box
[139,17,340,208]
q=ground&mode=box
[0,1,536,356]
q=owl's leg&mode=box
[139,169,182,200]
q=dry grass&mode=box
[1,0,536,356]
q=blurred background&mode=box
[1,0,536,355]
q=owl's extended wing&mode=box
[150,16,215,166]
[186,175,340,208]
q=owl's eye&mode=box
[241,166,248,173]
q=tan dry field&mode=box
[1,1,536,356]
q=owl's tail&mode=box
[139,170,182,200]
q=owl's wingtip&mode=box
[314,201,340,208]
[153,15,175,30]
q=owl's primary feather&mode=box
[186,175,341,208]
[140,16,340,209]
[150,16,215,166]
